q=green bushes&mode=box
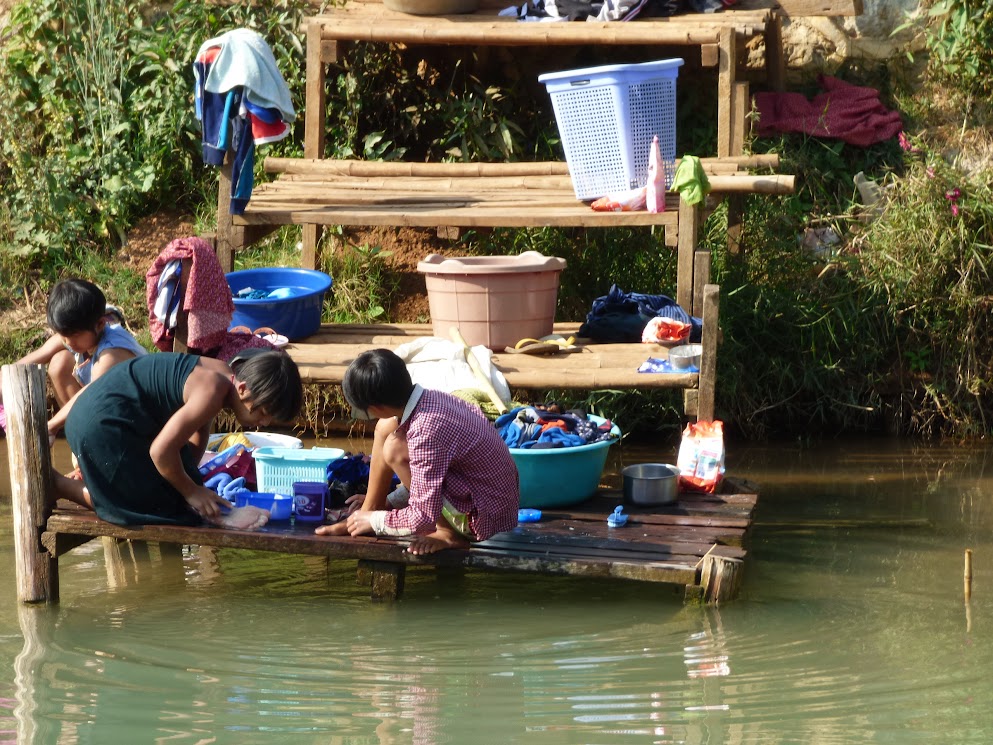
[855,134,993,434]
[909,0,993,99]
[0,0,309,294]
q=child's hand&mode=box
[343,493,365,514]
[346,510,375,536]
[185,486,232,520]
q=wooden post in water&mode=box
[356,559,405,601]
[701,554,743,603]
[2,364,57,603]
[964,549,973,601]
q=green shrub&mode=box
[0,0,309,279]
[906,0,993,99]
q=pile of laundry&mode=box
[495,405,618,449]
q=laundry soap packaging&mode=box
[292,481,328,522]
[676,420,725,493]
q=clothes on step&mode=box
[193,29,294,214]
[196,29,296,121]
[65,353,204,527]
[579,284,702,343]
[494,406,618,449]
[145,236,234,354]
[392,336,512,405]
[670,155,710,206]
[753,75,903,148]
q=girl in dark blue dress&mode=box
[49,350,302,530]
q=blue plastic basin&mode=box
[510,415,621,509]
[226,268,333,341]
[234,491,293,520]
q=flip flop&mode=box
[505,335,580,355]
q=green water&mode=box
[2,436,993,744]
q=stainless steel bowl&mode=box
[669,343,702,370]
[622,463,679,506]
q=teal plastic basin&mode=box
[510,415,621,509]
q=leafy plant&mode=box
[325,242,397,324]
[896,0,993,99]
[0,0,310,278]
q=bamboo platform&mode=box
[5,363,757,606]
[40,479,758,603]
[286,320,712,396]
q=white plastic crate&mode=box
[252,446,345,496]
[539,58,684,201]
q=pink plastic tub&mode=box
[417,251,567,350]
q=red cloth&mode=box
[753,75,903,147]
[145,236,235,353]
[213,331,277,363]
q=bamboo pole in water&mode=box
[2,364,57,603]
[964,549,973,601]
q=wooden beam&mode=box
[214,160,238,273]
[697,285,720,422]
[717,26,737,159]
[701,553,744,602]
[357,559,406,601]
[692,250,712,319]
[3,364,57,604]
[765,12,785,91]
[263,155,782,176]
[302,21,331,270]
[676,197,700,313]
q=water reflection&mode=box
[4,435,993,742]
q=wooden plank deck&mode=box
[286,321,700,390]
[41,478,758,602]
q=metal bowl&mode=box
[669,343,702,370]
[622,463,679,506]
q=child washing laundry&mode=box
[0,279,146,423]
[314,348,519,555]
[49,349,303,531]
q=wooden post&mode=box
[764,12,786,92]
[726,194,745,258]
[697,285,720,422]
[716,26,736,158]
[701,553,743,603]
[301,21,333,270]
[676,196,700,313]
[692,250,712,319]
[357,559,405,601]
[964,549,973,601]
[3,364,57,603]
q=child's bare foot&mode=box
[314,520,350,537]
[50,468,93,510]
[407,528,469,555]
[210,505,269,531]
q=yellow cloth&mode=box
[671,155,711,206]
[452,388,524,421]
[210,432,254,452]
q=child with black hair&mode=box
[315,348,519,554]
[49,349,303,531]
[2,278,146,409]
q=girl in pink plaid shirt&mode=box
[315,348,519,555]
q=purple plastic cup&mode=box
[292,481,329,522]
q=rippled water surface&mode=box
[2,434,993,744]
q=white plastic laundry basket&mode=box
[539,58,684,200]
